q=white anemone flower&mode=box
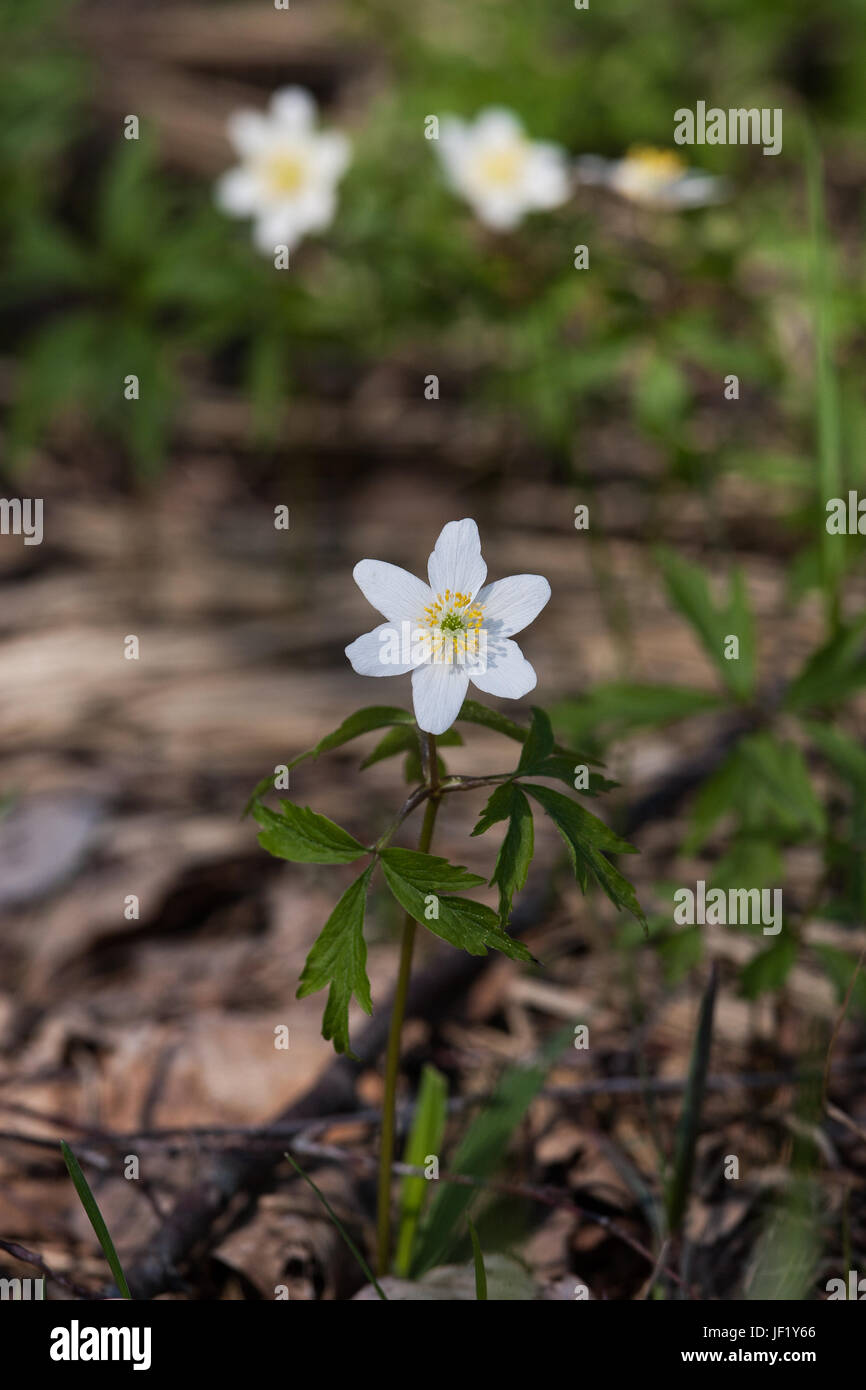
[437,108,571,231]
[215,86,350,254]
[576,146,726,211]
[345,519,550,736]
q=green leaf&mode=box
[360,725,419,770]
[457,698,600,765]
[472,783,534,926]
[552,685,722,748]
[805,721,866,792]
[60,1141,131,1299]
[740,937,797,999]
[457,699,532,744]
[412,1031,568,1275]
[710,839,784,897]
[738,735,825,837]
[253,800,368,864]
[467,1217,488,1300]
[244,706,415,813]
[517,707,555,773]
[657,927,703,985]
[381,848,532,963]
[521,783,635,855]
[784,616,866,712]
[296,866,374,1057]
[686,748,748,853]
[656,549,756,699]
[395,1065,448,1278]
[522,784,645,927]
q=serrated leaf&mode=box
[528,753,617,795]
[523,783,645,927]
[253,800,368,864]
[457,699,600,765]
[381,848,532,963]
[472,783,534,926]
[296,866,374,1056]
[521,783,635,855]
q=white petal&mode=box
[214,167,261,216]
[427,519,486,599]
[468,638,537,699]
[316,131,351,181]
[252,207,305,254]
[289,184,338,234]
[226,110,273,158]
[346,623,417,677]
[412,662,469,735]
[523,147,571,209]
[476,574,550,637]
[471,192,525,230]
[270,87,317,132]
[474,108,524,144]
[353,559,432,623]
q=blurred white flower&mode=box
[345,519,550,736]
[576,145,726,210]
[436,108,571,231]
[215,87,350,254]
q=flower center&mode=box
[418,590,485,664]
[622,145,685,185]
[262,152,307,196]
[475,144,527,189]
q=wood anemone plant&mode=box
[249,517,643,1279]
[248,699,644,1277]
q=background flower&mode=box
[215,86,350,253]
[576,146,727,210]
[437,108,571,230]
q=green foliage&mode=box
[60,1141,131,1299]
[395,1065,448,1277]
[253,801,368,864]
[381,847,533,961]
[656,548,756,700]
[252,700,641,1053]
[296,867,374,1057]
[473,782,534,926]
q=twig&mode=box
[0,1238,99,1300]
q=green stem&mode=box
[376,732,439,1276]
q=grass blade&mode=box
[412,1027,571,1276]
[395,1064,448,1277]
[665,964,718,1235]
[467,1216,487,1300]
[60,1140,131,1299]
[284,1150,388,1300]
